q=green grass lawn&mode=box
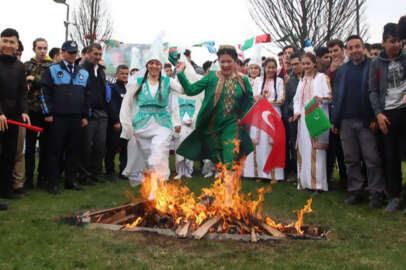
[1,161,406,270]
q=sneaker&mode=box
[403,208,406,215]
[344,193,363,205]
[174,174,182,180]
[368,192,385,209]
[385,198,400,212]
[184,172,193,178]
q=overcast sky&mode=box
[1,0,405,64]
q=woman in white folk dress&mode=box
[120,56,183,183]
[244,57,285,181]
[293,52,332,192]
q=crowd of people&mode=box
[0,16,405,214]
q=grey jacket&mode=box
[369,51,406,115]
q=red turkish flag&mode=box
[255,34,272,44]
[241,98,285,172]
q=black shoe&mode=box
[48,185,60,195]
[119,174,128,180]
[65,183,85,191]
[91,175,107,183]
[37,181,48,190]
[345,193,363,205]
[0,202,9,210]
[106,173,119,182]
[23,180,34,190]
[79,177,96,186]
[0,190,21,200]
[368,192,385,208]
[13,187,28,195]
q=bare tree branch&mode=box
[248,0,369,50]
[70,0,113,48]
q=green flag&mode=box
[168,47,179,66]
[304,98,331,138]
[241,37,255,51]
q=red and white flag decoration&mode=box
[241,98,285,172]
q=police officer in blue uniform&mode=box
[41,40,90,195]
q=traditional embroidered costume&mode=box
[120,76,183,181]
[243,76,285,180]
[173,94,203,178]
[293,73,332,191]
[176,70,254,168]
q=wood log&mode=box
[112,214,136,225]
[122,226,177,237]
[86,223,123,231]
[233,219,251,234]
[79,203,135,219]
[192,216,222,240]
[251,228,258,242]
[102,209,126,224]
[175,222,190,238]
[260,222,286,238]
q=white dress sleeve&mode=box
[120,81,139,140]
[317,74,333,103]
[276,77,285,104]
[253,77,263,96]
[169,78,185,95]
[170,94,181,128]
[293,80,302,115]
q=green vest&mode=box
[178,96,196,118]
[132,77,173,130]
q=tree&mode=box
[70,0,113,48]
[248,0,369,50]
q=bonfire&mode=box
[77,143,324,242]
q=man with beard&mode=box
[331,35,385,208]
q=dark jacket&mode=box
[81,60,109,112]
[331,57,375,127]
[282,73,300,120]
[41,61,90,118]
[24,56,53,112]
[109,80,126,124]
[0,54,27,118]
[369,51,406,115]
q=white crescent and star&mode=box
[261,111,275,131]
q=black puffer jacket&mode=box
[0,54,27,118]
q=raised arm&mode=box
[177,71,209,96]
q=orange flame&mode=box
[123,158,313,235]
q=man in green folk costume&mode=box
[175,45,254,169]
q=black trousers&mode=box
[327,131,347,181]
[285,119,298,177]
[0,123,18,195]
[381,108,406,198]
[105,123,128,174]
[24,111,50,183]
[47,115,82,186]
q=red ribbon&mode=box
[6,119,43,133]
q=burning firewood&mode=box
[192,216,222,240]
[175,221,191,238]
[112,214,136,225]
[251,228,258,242]
[259,222,286,238]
